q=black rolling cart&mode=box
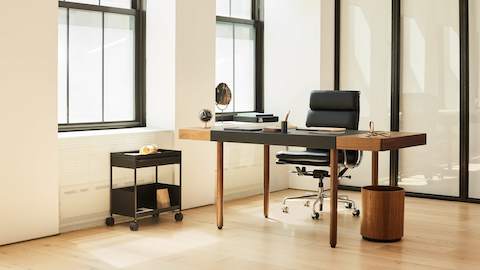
[105,149,183,231]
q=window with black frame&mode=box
[216,0,263,115]
[57,0,145,132]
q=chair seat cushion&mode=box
[276,149,359,167]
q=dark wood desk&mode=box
[179,127,426,248]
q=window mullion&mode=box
[67,8,70,124]
[232,23,236,112]
[102,12,105,122]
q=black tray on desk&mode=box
[106,149,183,231]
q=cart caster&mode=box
[352,209,360,217]
[152,212,159,219]
[175,212,183,222]
[105,217,115,227]
[282,206,289,213]
[304,201,310,207]
[311,212,320,220]
[345,202,353,209]
[130,221,139,231]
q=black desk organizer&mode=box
[105,149,183,231]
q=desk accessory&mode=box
[263,123,297,132]
[139,144,159,155]
[156,188,171,209]
[281,110,291,133]
[233,112,279,123]
[366,121,389,137]
[224,126,263,132]
[199,109,213,128]
[215,83,232,114]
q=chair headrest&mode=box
[310,90,360,111]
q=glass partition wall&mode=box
[398,0,460,196]
[470,0,480,199]
[337,0,480,202]
[340,0,392,187]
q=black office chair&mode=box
[276,90,362,219]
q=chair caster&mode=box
[311,212,320,220]
[345,202,353,209]
[282,206,289,213]
[304,201,310,207]
[352,209,360,217]
[175,212,184,222]
[105,217,115,227]
[129,221,139,231]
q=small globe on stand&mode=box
[199,109,213,128]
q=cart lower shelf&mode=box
[107,182,183,231]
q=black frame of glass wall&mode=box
[58,0,146,132]
[334,0,480,204]
[215,0,264,120]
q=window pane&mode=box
[216,23,234,112]
[58,8,68,124]
[399,0,459,196]
[234,24,255,111]
[216,0,230,17]
[340,0,392,187]
[231,0,252,19]
[66,0,99,5]
[104,13,135,121]
[470,0,480,198]
[69,9,103,123]
[101,0,131,9]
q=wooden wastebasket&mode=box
[361,186,405,242]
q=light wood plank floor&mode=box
[1,189,480,270]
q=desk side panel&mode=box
[337,132,427,151]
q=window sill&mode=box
[58,127,172,139]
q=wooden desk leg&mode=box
[330,149,338,248]
[264,144,270,218]
[372,151,379,186]
[216,142,224,229]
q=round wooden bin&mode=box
[361,186,405,242]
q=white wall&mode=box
[146,0,176,130]
[174,0,217,208]
[0,0,59,245]
[265,0,335,190]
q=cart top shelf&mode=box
[111,149,181,169]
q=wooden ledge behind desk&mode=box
[179,127,211,141]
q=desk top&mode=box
[179,127,426,151]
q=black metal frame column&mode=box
[334,0,341,91]
[460,0,470,199]
[390,0,401,186]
